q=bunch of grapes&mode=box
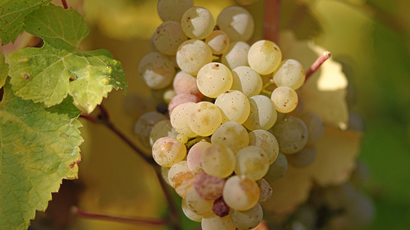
[136,0,328,229]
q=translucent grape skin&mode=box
[201,144,236,178]
[257,178,273,202]
[217,6,254,42]
[186,189,214,216]
[286,145,317,167]
[211,121,249,153]
[196,62,233,98]
[194,173,226,200]
[189,101,223,136]
[176,39,213,75]
[271,116,308,154]
[181,6,215,40]
[299,112,325,145]
[157,0,193,22]
[168,93,200,116]
[273,59,306,90]
[235,146,270,181]
[168,161,190,187]
[231,203,263,229]
[182,197,203,222]
[248,129,279,164]
[153,21,188,55]
[221,41,250,70]
[138,52,175,89]
[134,111,167,150]
[201,214,236,230]
[264,152,288,182]
[187,140,212,173]
[170,102,198,138]
[215,90,250,124]
[149,119,178,146]
[231,66,263,97]
[213,197,230,217]
[172,170,196,198]
[152,136,187,167]
[205,30,230,55]
[173,71,204,98]
[248,40,282,75]
[271,86,298,113]
[243,95,278,131]
[223,175,260,211]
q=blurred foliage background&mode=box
[24,0,409,229]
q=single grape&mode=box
[172,171,196,197]
[188,101,222,136]
[134,111,167,150]
[273,59,306,90]
[182,197,203,222]
[231,66,263,97]
[286,145,317,167]
[152,136,187,167]
[196,62,233,98]
[181,6,215,39]
[185,189,214,216]
[205,30,230,55]
[153,21,188,55]
[163,89,177,104]
[271,86,298,113]
[138,52,175,89]
[300,112,325,145]
[248,40,282,75]
[149,119,178,146]
[187,140,212,173]
[176,39,213,75]
[257,178,272,202]
[211,121,249,153]
[231,203,263,229]
[215,90,250,124]
[213,197,230,217]
[173,71,203,98]
[201,144,236,178]
[243,95,278,131]
[264,152,288,182]
[235,146,270,181]
[170,102,198,137]
[193,173,226,200]
[201,214,236,230]
[248,129,279,164]
[157,0,193,22]
[223,175,260,211]
[271,116,308,154]
[217,6,254,42]
[221,41,250,70]
[168,93,200,116]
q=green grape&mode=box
[149,119,178,146]
[201,144,236,178]
[176,39,213,75]
[271,116,308,154]
[197,62,233,98]
[221,41,250,70]
[300,112,325,145]
[215,90,250,124]
[138,52,175,89]
[235,146,270,181]
[248,40,282,75]
[153,21,188,55]
[248,129,279,164]
[181,6,215,39]
[187,140,212,173]
[186,189,214,216]
[211,121,249,153]
[286,145,317,167]
[223,175,260,211]
[264,152,288,182]
[188,101,222,136]
[271,86,298,113]
[168,161,190,187]
[193,173,226,200]
[152,136,187,167]
[201,214,236,230]
[157,0,193,22]
[231,66,263,97]
[217,6,254,42]
[231,203,263,229]
[170,102,197,137]
[257,178,272,202]
[163,88,177,104]
[134,111,167,150]
[243,95,278,131]
[273,59,306,90]
[205,30,230,55]
[182,197,203,222]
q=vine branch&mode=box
[264,0,281,44]
[305,51,332,81]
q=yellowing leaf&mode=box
[0,49,7,88]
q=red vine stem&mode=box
[61,0,68,9]
[264,0,281,44]
[305,51,332,81]
[72,207,168,226]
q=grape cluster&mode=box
[137,1,327,229]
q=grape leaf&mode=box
[0,0,51,45]
[0,49,7,88]
[0,80,82,230]
[7,4,127,113]
[45,96,81,119]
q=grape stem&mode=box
[72,206,168,226]
[305,51,332,81]
[79,105,182,230]
[61,0,68,9]
[264,0,282,43]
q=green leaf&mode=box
[0,49,7,88]
[24,4,89,52]
[45,96,81,119]
[0,0,51,45]
[0,80,82,230]
[7,44,126,113]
